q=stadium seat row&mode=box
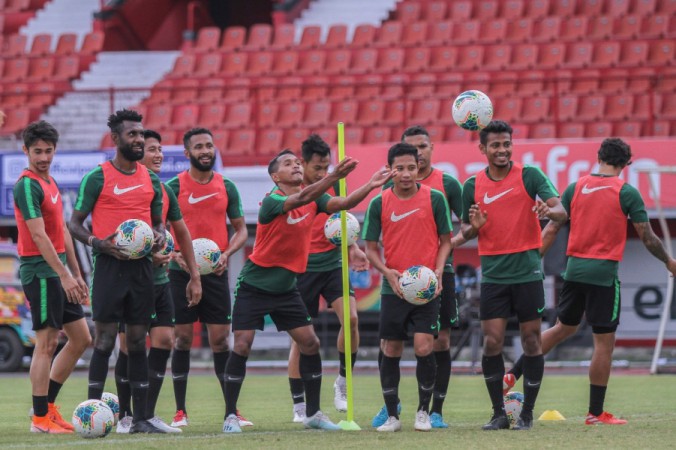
[1,31,104,57]
[0,55,89,83]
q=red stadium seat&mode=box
[3,83,28,107]
[356,99,385,126]
[276,102,305,128]
[377,48,404,74]
[198,78,224,103]
[427,21,453,46]
[511,44,539,70]
[502,0,525,19]
[327,76,355,100]
[538,43,566,69]
[298,26,321,50]
[490,72,518,97]
[330,100,358,125]
[429,47,457,72]
[375,21,402,47]
[170,54,196,78]
[52,55,80,81]
[313,128,337,147]
[223,78,250,103]
[474,1,498,20]
[2,107,32,134]
[147,79,173,105]
[634,0,657,15]
[350,49,377,74]
[483,45,512,70]
[382,100,406,126]
[511,124,530,139]
[456,47,484,70]
[632,92,655,119]
[271,24,295,50]
[421,1,446,21]
[559,123,584,138]
[246,52,273,76]
[194,53,222,77]
[619,41,648,67]
[518,70,546,96]
[640,14,669,38]
[648,40,674,65]
[324,49,351,75]
[364,126,392,144]
[220,26,246,51]
[627,67,657,93]
[221,52,248,76]
[607,0,631,17]
[276,76,303,101]
[55,33,77,55]
[302,76,329,101]
[592,42,620,68]
[521,97,551,122]
[228,129,255,155]
[585,122,613,138]
[445,127,473,142]
[297,50,326,75]
[325,25,347,49]
[530,123,556,139]
[80,31,104,54]
[27,57,54,81]
[563,42,593,68]
[282,128,310,150]
[211,130,229,155]
[577,95,606,121]
[556,95,579,121]
[4,57,29,82]
[525,0,550,19]
[224,102,252,129]
[588,16,613,40]
[569,69,600,94]
[257,102,279,128]
[403,48,431,73]
[449,1,473,20]
[578,0,605,17]
[663,93,676,119]
[350,24,376,48]
[172,78,199,104]
[613,122,642,137]
[605,95,635,120]
[462,72,490,93]
[244,24,272,50]
[199,104,226,128]
[532,17,561,42]
[409,99,440,125]
[145,105,172,129]
[615,14,641,39]
[254,77,277,102]
[271,51,298,75]
[344,127,364,145]
[497,97,522,122]
[354,74,382,99]
[551,0,576,17]
[551,69,573,94]
[561,16,589,41]
[451,20,479,44]
[408,73,436,99]
[194,27,220,52]
[598,68,628,93]
[396,2,421,21]
[401,22,428,47]
[649,120,670,136]
[656,67,676,92]
[505,18,533,43]
[479,19,507,44]
[6,34,27,57]
[29,33,51,56]
[303,101,331,128]
[381,73,409,100]
[172,104,199,129]
[257,129,284,156]
[27,82,56,107]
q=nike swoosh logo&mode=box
[526,381,541,387]
[383,389,395,394]
[311,373,322,379]
[156,373,164,378]
[581,184,612,194]
[188,192,218,204]
[390,208,420,222]
[119,378,129,383]
[287,213,310,225]
[226,376,243,382]
[537,305,546,314]
[449,318,458,324]
[139,383,149,388]
[483,188,514,204]
[114,184,144,195]
[50,193,59,204]
[172,374,186,380]
[401,282,414,287]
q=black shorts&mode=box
[23,276,84,331]
[91,254,154,325]
[558,279,621,333]
[232,282,312,332]
[480,280,545,323]
[170,269,231,325]
[379,294,440,340]
[151,282,175,328]
[438,272,459,330]
[297,268,355,317]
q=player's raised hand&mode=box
[331,156,358,179]
[97,233,130,260]
[367,168,396,189]
[469,203,487,230]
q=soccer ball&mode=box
[504,391,524,426]
[193,238,221,275]
[159,229,174,255]
[113,219,154,259]
[399,265,438,305]
[71,399,114,438]
[324,212,360,246]
[451,90,494,131]
[100,392,120,425]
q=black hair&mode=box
[268,149,296,175]
[107,109,143,135]
[301,133,331,162]
[22,120,59,148]
[143,129,162,142]
[183,127,213,149]
[387,143,419,167]
[479,120,513,145]
[401,125,429,141]
[598,138,632,168]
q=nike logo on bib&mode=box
[50,193,59,204]
[483,188,514,204]
[287,213,310,225]
[581,184,612,194]
[188,192,218,204]
[113,184,143,195]
[390,208,419,222]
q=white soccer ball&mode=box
[504,391,524,426]
[193,238,221,275]
[452,90,494,131]
[100,392,120,425]
[71,399,114,438]
[324,212,360,246]
[113,219,154,259]
[159,229,175,256]
[399,265,438,305]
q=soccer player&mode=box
[460,120,567,431]
[69,109,176,434]
[166,127,249,428]
[503,138,676,425]
[15,121,91,434]
[372,126,464,429]
[115,129,202,433]
[363,142,452,432]
[287,134,369,421]
[222,150,393,433]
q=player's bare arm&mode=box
[69,209,129,260]
[461,203,488,240]
[540,219,565,257]
[349,243,369,271]
[151,213,166,252]
[365,240,404,298]
[170,218,202,307]
[633,221,676,276]
[63,224,88,303]
[534,197,567,222]
[434,233,453,296]
[215,216,247,276]
[325,168,395,213]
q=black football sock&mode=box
[431,350,451,415]
[47,379,63,404]
[300,352,323,417]
[171,349,190,412]
[115,351,132,417]
[147,347,170,418]
[289,377,305,404]
[482,354,506,416]
[128,350,149,422]
[509,355,524,380]
[589,384,607,417]
[88,347,112,400]
[338,351,358,378]
[224,352,247,418]
[416,353,436,413]
[380,355,401,419]
[521,354,544,416]
[33,395,48,417]
[378,349,384,369]
[213,350,230,396]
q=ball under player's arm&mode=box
[325,167,395,213]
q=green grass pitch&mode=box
[2,371,675,449]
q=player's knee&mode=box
[210,340,229,353]
[126,334,146,352]
[483,334,504,354]
[36,335,59,356]
[174,335,192,351]
[233,340,252,357]
[521,332,541,355]
[152,335,172,350]
[349,314,358,330]
[74,332,93,352]
[434,334,450,351]
[297,335,320,354]
[414,340,433,356]
[94,331,117,352]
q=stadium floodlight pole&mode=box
[336,122,361,431]
[637,167,676,374]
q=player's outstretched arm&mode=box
[634,221,676,276]
[170,218,202,307]
[282,156,358,213]
[325,168,395,213]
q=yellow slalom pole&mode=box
[336,122,361,431]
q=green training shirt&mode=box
[154,184,182,285]
[306,181,341,272]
